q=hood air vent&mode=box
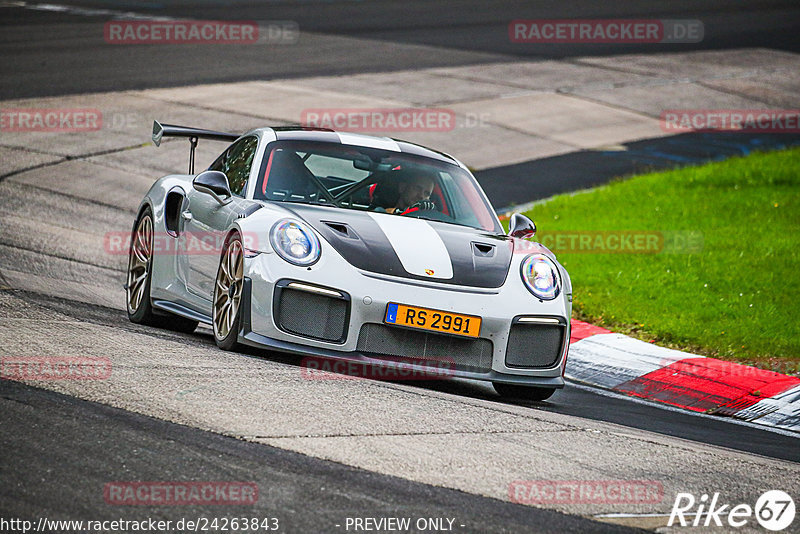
[323,221,353,239]
[472,242,495,257]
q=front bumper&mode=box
[240,248,570,387]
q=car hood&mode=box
[279,204,513,288]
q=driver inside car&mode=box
[373,172,437,215]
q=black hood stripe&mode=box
[281,204,511,288]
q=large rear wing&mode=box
[152,120,240,174]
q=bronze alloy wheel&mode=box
[126,208,198,333]
[213,235,244,345]
[127,213,153,315]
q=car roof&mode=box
[248,126,460,166]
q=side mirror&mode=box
[509,213,536,239]
[193,170,232,205]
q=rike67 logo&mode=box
[669,490,795,531]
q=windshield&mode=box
[253,140,501,233]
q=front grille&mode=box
[357,323,493,373]
[275,286,348,342]
[505,323,564,368]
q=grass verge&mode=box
[521,147,800,373]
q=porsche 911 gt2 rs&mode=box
[126,121,572,400]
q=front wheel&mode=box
[213,232,244,350]
[493,382,556,401]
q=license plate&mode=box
[384,303,481,338]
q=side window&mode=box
[208,147,227,172]
[225,137,258,197]
[207,137,258,197]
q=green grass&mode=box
[520,148,800,372]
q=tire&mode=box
[127,207,160,326]
[212,232,244,351]
[493,382,556,401]
[126,207,198,333]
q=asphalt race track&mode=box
[1,2,799,533]
[1,0,799,99]
[0,380,636,534]
[6,287,800,462]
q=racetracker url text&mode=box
[0,517,280,533]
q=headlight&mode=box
[269,219,321,266]
[520,253,561,300]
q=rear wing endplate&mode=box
[152,120,240,174]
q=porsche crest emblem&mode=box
[424,269,435,276]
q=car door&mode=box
[183,136,258,301]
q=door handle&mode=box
[181,211,193,222]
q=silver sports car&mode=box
[126,121,572,400]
